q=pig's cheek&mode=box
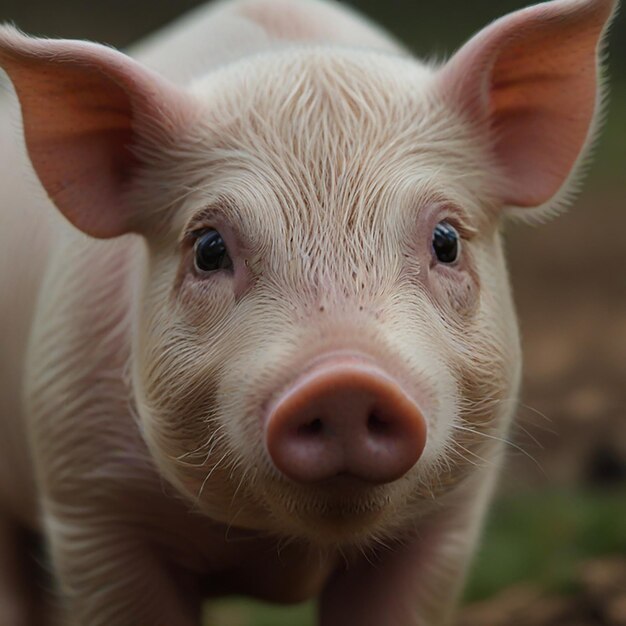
[137,279,235,466]
[400,276,479,471]
[175,274,236,329]
[428,268,479,319]
[418,365,460,471]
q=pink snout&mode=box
[265,358,427,485]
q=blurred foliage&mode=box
[0,0,624,78]
[594,84,626,180]
[207,599,313,626]
[466,487,626,601]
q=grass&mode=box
[204,486,626,625]
[465,486,626,601]
[206,601,314,626]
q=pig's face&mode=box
[134,51,521,546]
[2,0,610,548]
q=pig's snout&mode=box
[265,357,427,485]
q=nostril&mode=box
[367,411,391,436]
[265,357,428,485]
[297,417,324,437]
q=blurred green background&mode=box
[1,0,624,624]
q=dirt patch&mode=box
[504,187,626,489]
[459,558,626,626]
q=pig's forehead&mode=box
[173,49,495,234]
[190,47,433,92]
[189,48,436,134]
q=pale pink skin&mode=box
[0,0,616,624]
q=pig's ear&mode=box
[0,26,195,238]
[437,0,617,214]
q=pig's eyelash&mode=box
[437,206,478,241]
[448,219,477,242]
[182,219,218,244]
[178,229,206,255]
[180,202,235,244]
[424,195,478,241]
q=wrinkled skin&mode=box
[0,0,616,624]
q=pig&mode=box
[0,0,617,624]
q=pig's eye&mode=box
[193,229,233,273]
[432,221,460,264]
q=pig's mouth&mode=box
[256,474,413,546]
[308,484,393,522]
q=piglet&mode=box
[0,0,616,624]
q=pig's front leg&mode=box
[44,515,201,626]
[319,478,494,626]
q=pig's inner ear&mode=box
[0,27,193,238]
[438,0,616,211]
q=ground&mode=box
[460,558,626,626]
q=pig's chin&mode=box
[258,479,411,547]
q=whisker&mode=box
[518,401,554,424]
[229,464,254,511]
[511,422,545,450]
[453,423,546,476]
[448,442,491,469]
[195,449,232,504]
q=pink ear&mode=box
[0,27,196,238]
[438,0,617,209]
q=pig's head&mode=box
[0,0,616,547]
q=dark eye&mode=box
[432,221,460,264]
[194,229,233,273]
